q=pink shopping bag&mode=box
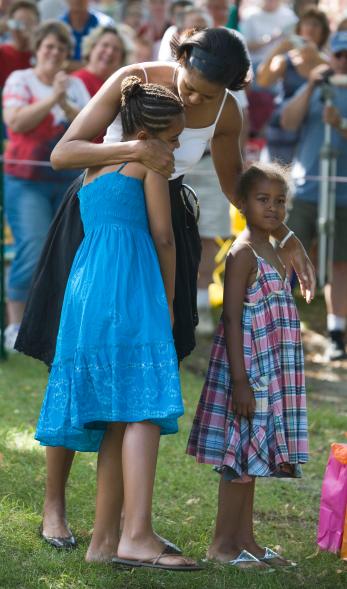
[317,443,347,553]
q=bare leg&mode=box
[208,478,246,561]
[197,238,219,290]
[7,300,25,324]
[117,421,194,566]
[324,262,347,316]
[43,447,75,537]
[235,480,264,557]
[208,478,266,567]
[86,423,126,562]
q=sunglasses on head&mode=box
[334,51,347,59]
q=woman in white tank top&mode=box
[20,28,315,555]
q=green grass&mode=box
[0,354,346,589]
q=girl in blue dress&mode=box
[35,76,197,570]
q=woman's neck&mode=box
[69,9,89,32]
[247,225,271,245]
[12,36,31,52]
[86,63,108,81]
[34,67,56,85]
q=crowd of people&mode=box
[0,0,345,571]
[1,0,345,361]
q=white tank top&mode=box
[103,66,230,180]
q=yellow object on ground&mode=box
[230,204,246,236]
[208,206,246,308]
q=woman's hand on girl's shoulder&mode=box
[140,139,175,178]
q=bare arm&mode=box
[58,97,82,122]
[51,64,175,177]
[257,53,287,87]
[280,81,314,131]
[211,93,315,300]
[4,95,58,133]
[223,247,256,418]
[4,71,82,133]
[210,94,243,206]
[144,170,176,321]
[323,104,347,141]
[281,63,330,131]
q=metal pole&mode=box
[0,90,6,360]
[318,86,337,288]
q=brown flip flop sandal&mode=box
[112,550,203,571]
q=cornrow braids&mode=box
[120,75,183,137]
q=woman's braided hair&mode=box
[120,75,183,136]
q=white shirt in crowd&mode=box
[38,0,68,20]
[158,25,178,62]
[240,4,297,65]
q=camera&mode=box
[290,34,306,49]
[7,19,26,32]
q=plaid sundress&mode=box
[187,252,308,478]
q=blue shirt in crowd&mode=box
[61,9,115,61]
[292,83,347,207]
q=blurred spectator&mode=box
[122,1,144,34]
[226,0,239,30]
[0,0,12,16]
[131,35,154,63]
[281,31,347,361]
[2,20,90,350]
[240,0,297,135]
[337,12,347,31]
[203,0,230,27]
[96,1,122,21]
[257,6,330,162]
[0,0,17,39]
[292,0,319,18]
[182,6,213,29]
[240,1,297,66]
[61,0,115,69]
[73,26,128,96]
[38,0,68,20]
[0,0,40,89]
[158,0,193,61]
[137,0,171,59]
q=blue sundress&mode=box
[35,165,183,451]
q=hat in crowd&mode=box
[330,31,347,54]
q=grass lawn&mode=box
[0,349,346,589]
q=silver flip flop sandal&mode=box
[259,547,297,567]
[228,549,269,569]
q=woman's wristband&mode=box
[278,230,294,248]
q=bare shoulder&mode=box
[227,240,255,265]
[144,168,169,188]
[142,61,178,85]
[215,91,242,135]
[100,62,177,97]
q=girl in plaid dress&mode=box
[187,163,309,568]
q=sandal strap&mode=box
[263,547,280,560]
[152,550,167,565]
[151,551,190,566]
[230,550,261,565]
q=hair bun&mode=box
[121,75,144,105]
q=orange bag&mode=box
[341,509,347,560]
